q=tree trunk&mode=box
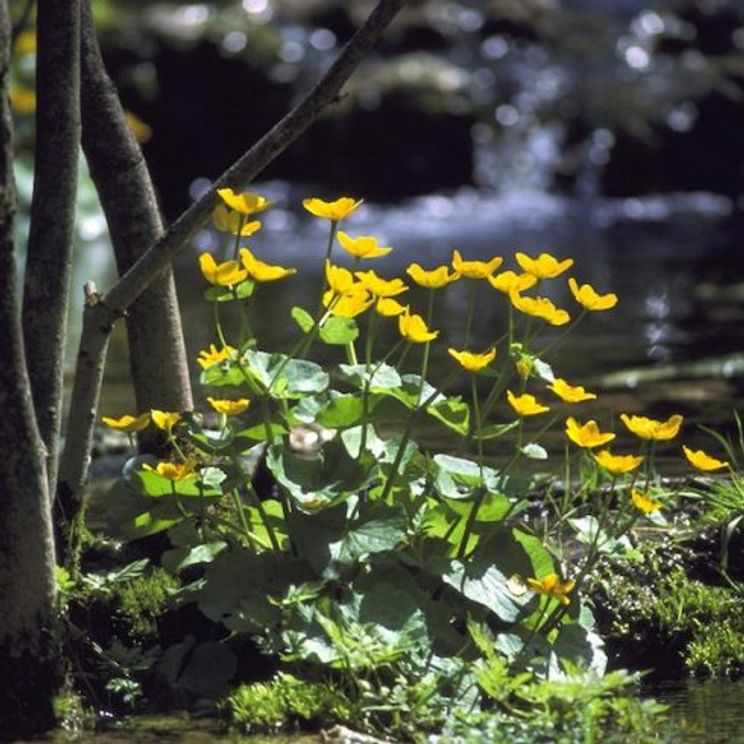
[21,0,80,493]
[0,2,62,737]
[80,0,192,455]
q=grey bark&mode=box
[21,0,80,493]
[80,0,193,453]
[57,0,407,531]
[0,1,62,736]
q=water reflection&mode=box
[651,679,744,743]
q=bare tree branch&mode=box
[21,0,80,494]
[57,0,406,524]
[79,0,193,454]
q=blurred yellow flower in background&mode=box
[303,196,362,221]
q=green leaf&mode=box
[291,306,315,333]
[203,280,255,303]
[474,420,520,440]
[319,316,359,345]
[243,350,329,399]
[521,443,548,460]
[266,439,373,510]
[336,363,401,390]
[443,490,511,522]
[426,397,470,436]
[433,454,500,498]
[288,501,407,576]
[314,394,365,428]
[162,541,228,574]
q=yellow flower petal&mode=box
[212,204,261,236]
[150,410,181,431]
[197,343,236,369]
[398,311,439,343]
[376,297,408,317]
[488,270,537,294]
[631,489,662,514]
[101,413,151,433]
[452,249,502,279]
[337,231,392,260]
[303,196,362,221]
[565,417,615,448]
[515,252,573,279]
[207,397,251,416]
[323,286,373,318]
[620,413,683,441]
[593,450,644,474]
[198,252,248,287]
[509,289,571,326]
[507,390,550,416]
[548,379,597,403]
[240,248,297,282]
[526,573,575,605]
[142,461,194,482]
[355,269,408,298]
[217,188,272,216]
[447,347,497,373]
[325,261,355,295]
[406,262,459,289]
[682,445,729,472]
[568,277,618,311]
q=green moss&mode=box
[113,567,179,641]
[594,544,744,679]
[226,673,352,733]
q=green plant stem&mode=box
[231,489,260,550]
[232,214,247,260]
[463,279,477,347]
[315,220,338,313]
[214,301,228,347]
[379,370,459,503]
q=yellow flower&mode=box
[376,297,408,317]
[398,311,439,343]
[325,261,355,295]
[212,204,261,236]
[568,277,618,311]
[593,450,644,474]
[509,290,571,326]
[447,347,497,373]
[682,445,729,472]
[150,410,182,431]
[515,252,573,279]
[620,413,683,441]
[406,263,459,289]
[142,461,194,482]
[516,358,533,380]
[323,286,373,318]
[197,343,236,369]
[199,252,248,287]
[507,390,550,416]
[9,86,36,114]
[101,413,151,433]
[217,188,272,216]
[240,248,297,282]
[337,231,392,260]
[631,489,662,514]
[526,573,575,606]
[548,379,597,403]
[487,270,537,294]
[451,249,502,279]
[565,417,615,448]
[355,269,408,298]
[207,397,251,416]
[14,30,37,56]
[303,196,362,221]
[124,111,152,143]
